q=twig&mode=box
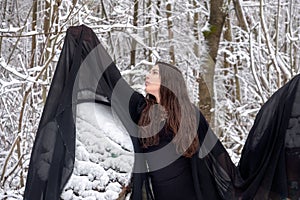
[249,25,266,103]
[6,6,33,64]
[2,154,25,186]
[259,0,281,86]
[0,135,20,185]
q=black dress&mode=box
[143,128,197,200]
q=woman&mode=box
[99,58,232,200]
[136,62,199,200]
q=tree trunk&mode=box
[155,0,161,43]
[200,0,230,123]
[2,0,8,19]
[225,17,241,103]
[232,0,249,32]
[0,0,5,53]
[203,0,229,63]
[146,0,152,62]
[193,0,199,58]
[52,0,61,34]
[130,0,138,67]
[166,2,175,64]
[223,18,234,101]
[42,0,51,103]
[30,0,38,68]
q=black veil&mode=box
[24,24,147,200]
[23,25,102,200]
[236,73,300,199]
[205,72,300,199]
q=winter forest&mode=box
[0,0,300,199]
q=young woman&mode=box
[137,62,199,200]
[99,58,235,200]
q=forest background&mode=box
[0,0,299,198]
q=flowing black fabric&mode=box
[203,74,300,199]
[236,74,300,199]
[24,24,148,200]
[24,25,300,200]
[24,25,101,200]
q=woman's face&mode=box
[145,65,161,95]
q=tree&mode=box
[166,2,175,64]
[130,0,139,67]
[200,0,230,124]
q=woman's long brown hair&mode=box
[138,62,199,157]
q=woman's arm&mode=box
[102,63,146,124]
[97,57,146,128]
[196,110,238,199]
[94,45,149,199]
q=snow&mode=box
[0,58,46,85]
[0,101,137,200]
[0,26,22,33]
[61,102,134,199]
[201,21,210,33]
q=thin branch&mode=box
[259,0,281,86]
[6,6,33,64]
[2,154,25,186]
[249,27,266,103]
[0,135,20,185]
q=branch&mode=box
[1,154,25,186]
[6,5,33,64]
[0,59,47,85]
[0,30,67,38]
[259,0,291,85]
[249,27,266,103]
[0,135,20,185]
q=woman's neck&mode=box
[147,93,160,104]
[154,93,160,104]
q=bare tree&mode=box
[193,0,200,58]
[232,0,249,32]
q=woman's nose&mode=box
[146,73,150,79]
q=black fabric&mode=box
[204,74,300,199]
[24,25,101,200]
[143,129,197,200]
[235,74,300,199]
[24,25,300,200]
[24,24,148,200]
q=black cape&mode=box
[24,25,300,200]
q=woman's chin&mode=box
[145,87,151,94]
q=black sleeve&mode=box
[98,62,146,128]
[197,110,225,157]
[95,47,149,200]
[196,109,238,199]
